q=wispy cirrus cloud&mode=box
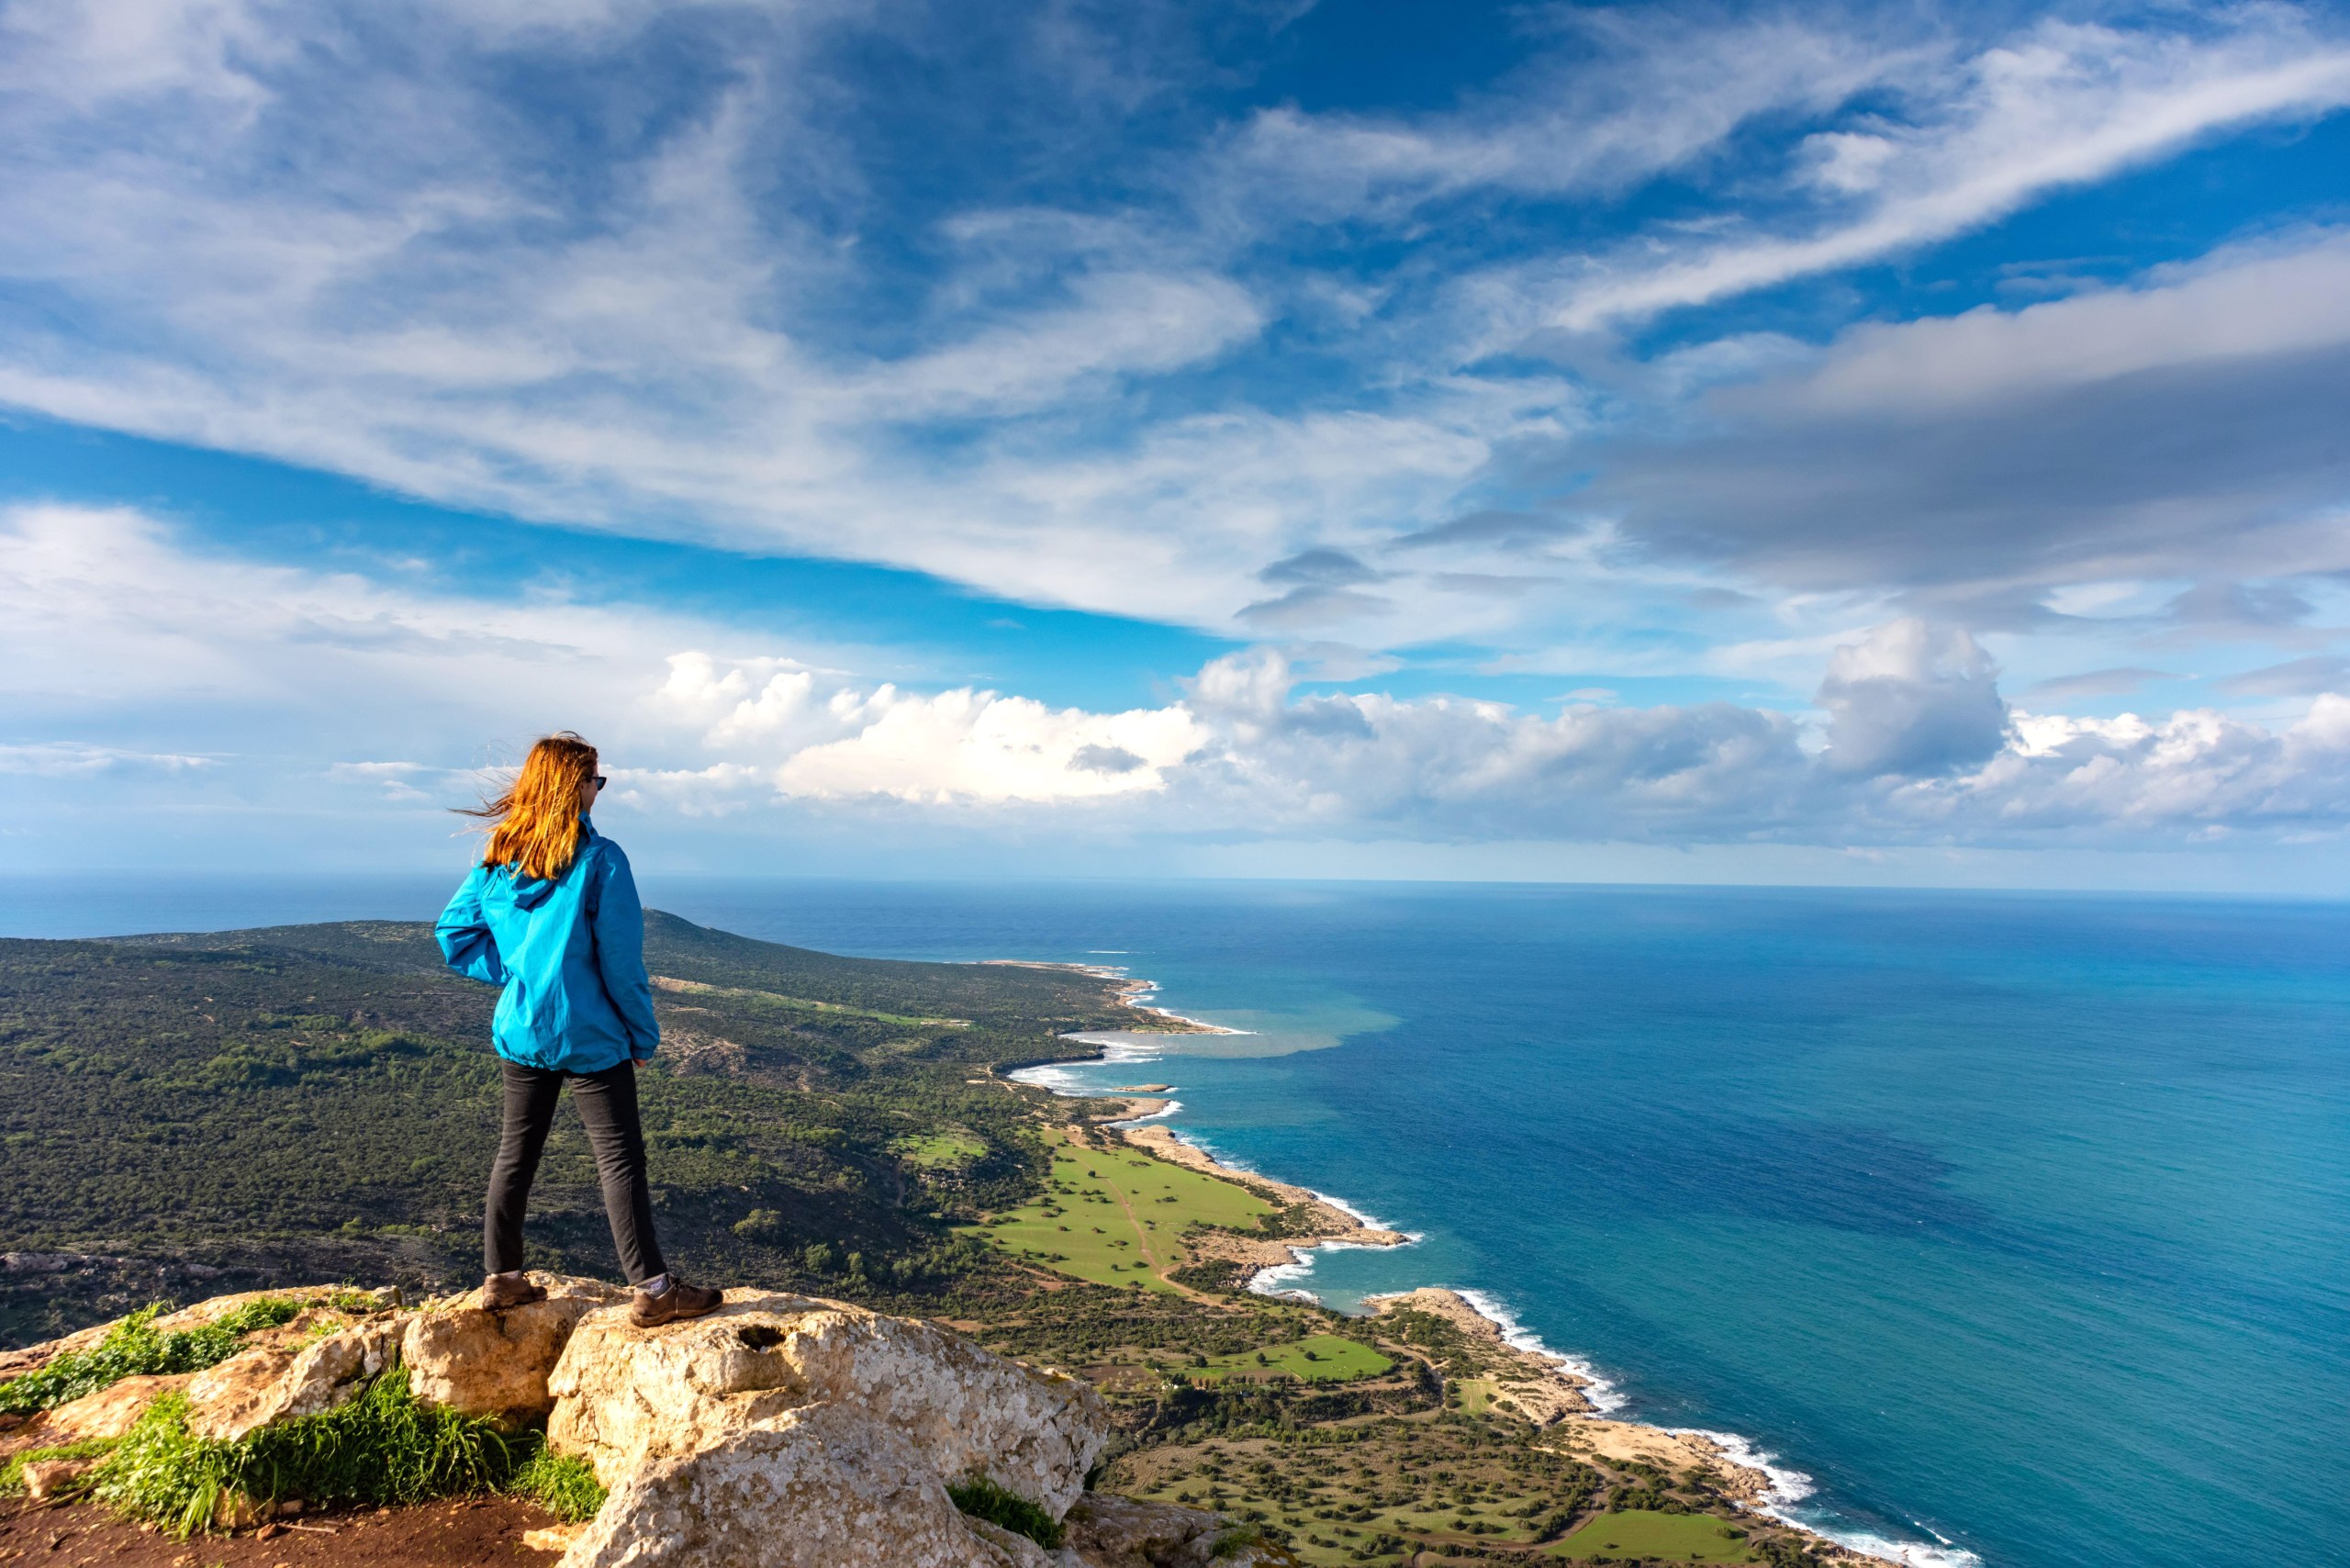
[0,741,215,776]
[1,0,2342,659]
[1514,14,2350,330]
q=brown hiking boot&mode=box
[481,1271,548,1312]
[630,1279,724,1328]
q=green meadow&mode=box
[972,1126,1273,1292]
[1548,1508,1760,1562]
[889,1129,988,1169]
[1197,1333,1392,1383]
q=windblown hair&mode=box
[459,733,599,881]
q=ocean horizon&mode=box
[5,873,2343,1568]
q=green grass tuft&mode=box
[507,1448,607,1523]
[0,1438,120,1496]
[0,1297,305,1417]
[89,1369,524,1537]
[947,1474,1065,1551]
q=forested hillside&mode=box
[0,913,1124,1345]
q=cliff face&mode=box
[2,1278,1279,1568]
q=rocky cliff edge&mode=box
[4,1276,1276,1568]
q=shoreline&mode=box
[1020,973,1974,1568]
[981,958,1248,1035]
[1102,1099,1413,1282]
[1135,1117,1941,1568]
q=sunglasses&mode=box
[593,775,609,788]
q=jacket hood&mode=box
[487,819,595,912]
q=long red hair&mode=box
[461,733,599,880]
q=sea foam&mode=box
[1449,1285,1628,1414]
[1673,1428,1983,1568]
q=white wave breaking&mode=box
[1671,1429,1982,1567]
[1442,1291,1976,1568]
[1007,1036,1164,1095]
[1449,1285,1628,1415]
[1830,1532,1984,1568]
[1675,1428,1815,1506]
[1247,1256,1319,1302]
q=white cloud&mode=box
[0,741,214,776]
[652,647,1209,803]
[9,504,2350,849]
[776,688,1205,803]
[1817,620,2008,778]
[1778,230,2350,418]
[1214,10,1916,219]
[1531,15,2350,329]
[0,0,2339,663]
[1909,696,2350,834]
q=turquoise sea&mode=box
[7,876,2344,1568]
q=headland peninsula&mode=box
[2,912,1897,1567]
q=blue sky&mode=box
[5,0,2350,887]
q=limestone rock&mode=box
[35,1372,195,1442]
[1061,1494,1237,1568]
[966,1516,1084,1568]
[546,1293,1110,1568]
[403,1273,624,1422]
[1563,1418,1774,1504]
[183,1317,405,1441]
[548,1292,1108,1515]
[183,1342,306,1441]
[556,1401,1026,1568]
[19,1455,96,1500]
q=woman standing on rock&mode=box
[435,732,723,1327]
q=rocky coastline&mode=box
[1046,1030,1904,1568]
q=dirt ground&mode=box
[0,1495,565,1566]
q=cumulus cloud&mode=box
[635,639,2350,846]
[1816,621,2008,778]
[9,504,2350,851]
[1932,699,2350,834]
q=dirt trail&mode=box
[1088,1136,1212,1303]
[0,1495,562,1567]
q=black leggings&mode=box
[483,1058,666,1285]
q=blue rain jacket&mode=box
[433,819,659,1073]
